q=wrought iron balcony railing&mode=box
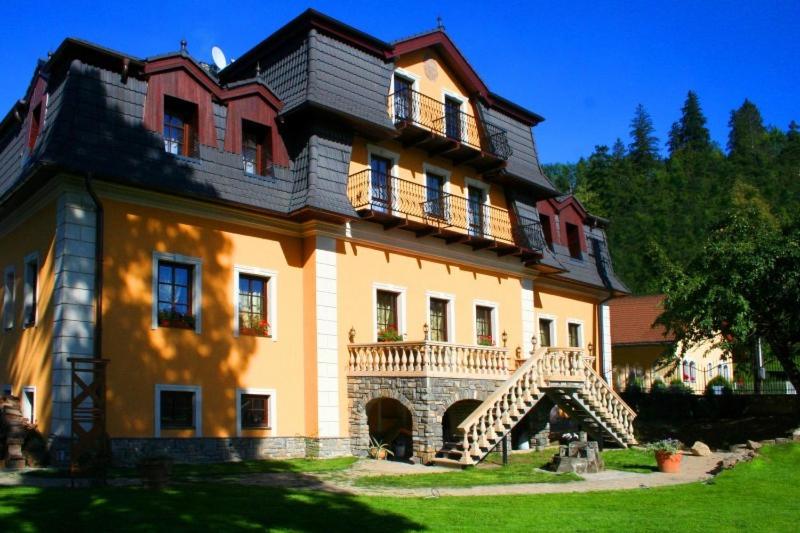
[388,88,512,160]
[348,169,546,253]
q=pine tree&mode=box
[727,99,766,158]
[628,104,660,168]
[667,91,712,155]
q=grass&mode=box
[0,443,797,531]
[602,447,658,473]
[22,456,358,480]
[356,446,658,488]
[356,449,578,488]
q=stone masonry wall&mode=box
[348,376,507,462]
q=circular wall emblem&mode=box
[424,57,438,81]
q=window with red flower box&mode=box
[238,274,270,337]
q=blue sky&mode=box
[3,0,797,163]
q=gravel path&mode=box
[0,450,750,496]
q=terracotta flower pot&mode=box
[655,451,682,473]
[369,447,388,460]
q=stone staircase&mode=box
[433,347,637,467]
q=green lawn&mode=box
[356,447,657,488]
[24,456,357,480]
[1,444,797,532]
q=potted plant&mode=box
[240,318,271,337]
[477,335,495,346]
[368,437,394,460]
[377,326,403,342]
[158,310,196,329]
[705,375,733,396]
[137,455,174,489]
[647,439,683,473]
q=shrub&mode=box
[646,438,682,454]
[651,378,667,394]
[705,375,733,396]
[625,377,645,394]
[668,378,693,395]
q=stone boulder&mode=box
[746,440,762,451]
[792,428,800,442]
[690,441,712,457]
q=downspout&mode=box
[84,174,103,360]
[590,235,615,383]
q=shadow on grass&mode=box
[0,479,424,532]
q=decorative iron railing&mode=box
[388,88,512,160]
[513,216,547,252]
[348,169,528,245]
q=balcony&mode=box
[348,340,509,379]
[388,89,512,171]
[347,170,545,261]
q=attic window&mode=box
[540,214,554,250]
[28,103,42,150]
[566,223,582,259]
[242,120,272,176]
[163,96,198,157]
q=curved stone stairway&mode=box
[434,348,637,467]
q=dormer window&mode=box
[242,120,272,176]
[540,214,554,250]
[163,96,198,157]
[28,103,42,150]
[566,222,582,259]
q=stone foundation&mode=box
[347,375,507,462]
[49,436,352,467]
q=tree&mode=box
[628,104,660,167]
[667,91,712,155]
[727,99,766,158]
[656,198,800,393]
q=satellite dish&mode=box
[211,46,227,69]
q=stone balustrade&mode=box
[347,341,509,379]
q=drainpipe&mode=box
[590,235,615,384]
[84,174,104,360]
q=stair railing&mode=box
[455,347,547,463]
[580,358,637,440]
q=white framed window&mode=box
[426,291,455,342]
[423,163,451,221]
[2,266,15,331]
[366,145,401,214]
[23,252,40,328]
[236,387,277,436]
[154,384,202,437]
[152,251,202,334]
[391,68,420,122]
[464,177,491,238]
[22,386,35,424]
[473,299,499,346]
[441,88,468,143]
[538,313,557,347]
[373,282,407,342]
[566,319,584,348]
[233,266,278,340]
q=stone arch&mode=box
[351,389,420,459]
[435,389,490,419]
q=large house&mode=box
[610,295,731,394]
[0,9,635,467]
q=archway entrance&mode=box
[441,400,482,443]
[366,398,413,460]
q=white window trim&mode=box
[152,251,203,334]
[236,387,277,436]
[423,163,452,221]
[2,265,15,331]
[154,384,202,437]
[23,251,40,329]
[373,282,407,342]
[464,177,492,238]
[22,385,35,424]
[566,318,585,349]
[426,290,456,343]
[441,88,468,143]
[366,145,401,213]
[472,299,499,346]
[233,265,278,341]
[390,68,421,122]
[537,313,558,347]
